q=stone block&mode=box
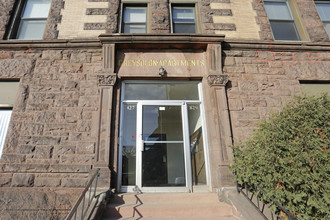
[64,81,79,91]
[34,178,61,187]
[1,154,25,163]
[35,146,54,159]
[29,136,61,145]
[3,164,50,172]
[228,99,243,111]
[223,57,235,66]
[238,81,259,92]
[70,52,91,63]
[20,124,44,136]
[258,51,274,60]
[275,52,293,60]
[234,119,257,127]
[49,164,91,173]
[77,120,91,132]
[61,178,88,187]
[55,99,79,107]
[54,145,76,155]
[232,111,260,120]
[78,96,99,107]
[294,52,309,61]
[245,99,267,107]
[12,174,35,187]
[0,59,34,78]
[60,155,95,164]
[42,50,63,60]
[244,64,259,73]
[318,53,330,61]
[77,142,95,154]
[272,89,291,96]
[223,66,245,73]
[0,178,11,187]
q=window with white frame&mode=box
[6,0,51,40]
[122,5,147,33]
[171,5,197,33]
[315,1,330,38]
[0,82,19,158]
[264,0,301,40]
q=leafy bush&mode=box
[231,95,329,219]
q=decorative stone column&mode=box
[205,44,234,189]
[95,44,117,187]
[207,74,234,188]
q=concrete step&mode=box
[109,192,220,205]
[103,216,240,220]
[101,192,241,220]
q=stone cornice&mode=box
[223,40,330,52]
[0,37,329,51]
[0,39,101,50]
[99,34,226,50]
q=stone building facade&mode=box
[0,0,329,218]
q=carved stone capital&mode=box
[207,75,229,87]
[97,75,116,86]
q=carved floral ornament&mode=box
[97,75,117,86]
[207,75,229,87]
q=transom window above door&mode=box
[124,82,199,100]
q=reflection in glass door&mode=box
[119,81,209,192]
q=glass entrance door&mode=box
[136,104,188,190]
[119,81,209,193]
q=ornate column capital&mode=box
[207,74,229,87]
[97,75,117,86]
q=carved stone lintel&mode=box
[207,74,229,87]
[97,75,117,86]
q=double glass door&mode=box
[119,82,207,192]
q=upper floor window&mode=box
[0,81,19,158]
[315,1,330,38]
[122,5,147,33]
[264,1,301,41]
[7,0,51,40]
[171,5,196,33]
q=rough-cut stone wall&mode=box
[0,0,15,40]
[0,46,104,219]
[44,0,65,39]
[223,48,330,142]
[150,0,170,33]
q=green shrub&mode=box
[231,95,329,220]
